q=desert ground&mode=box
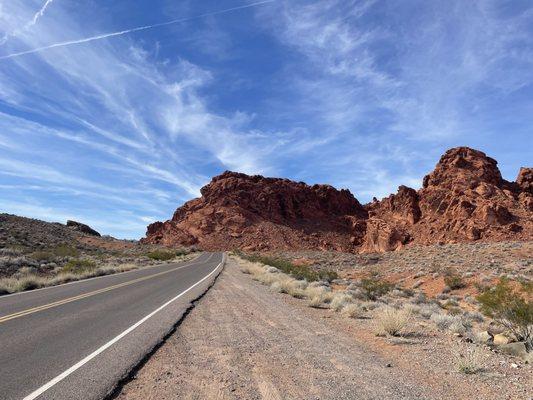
[115,243,532,400]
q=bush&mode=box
[477,278,532,349]
[375,307,411,336]
[360,276,393,300]
[145,249,183,261]
[430,313,454,331]
[238,253,337,282]
[62,259,97,274]
[454,346,484,374]
[342,303,365,319]
[53,245,79,258]
[444,270,465,290]
[31,251,55,262]
[330,293,352,312]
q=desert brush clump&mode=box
[375,306,412,336]
[235,252,338,282]
[306,286,334,308]
[145,248,187,261]
[476,278,532,349]
[454,345,485,374]
[341,303,366,319]
[0,263,141,295]
[330,293,353,312]
[430,313,455,331]
[62,259,97,274]
[444,269,466,290]
[359,275,394,300]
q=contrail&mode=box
[30,0,55,27]
[0,0,275,60]
[0,0,55,45]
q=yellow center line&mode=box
[0,257,210,324]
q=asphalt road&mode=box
[0,252,224,400]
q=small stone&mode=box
[510,363,519,368]
[385,363,392,368]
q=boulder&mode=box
[498,342,532,363]
[493,333,510,345]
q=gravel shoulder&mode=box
[115,258,531,400]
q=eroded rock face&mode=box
[143,171,368,251]
[361,147,533,252]
[144,147,532,253]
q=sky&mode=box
[0,0,532,239]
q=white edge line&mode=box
[23,252,226,400]
[1,253,204,298]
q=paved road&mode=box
[0,252,224,400]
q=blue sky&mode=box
[0,0,532,239]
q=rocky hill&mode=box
[362,147,533,252]
[144,171,368,251]
[144,147,533,252]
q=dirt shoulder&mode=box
[114,258,531,400]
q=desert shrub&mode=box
[53,245,79,258]
[444,269,465,290]
[342,303,366,319]
[31,251,55,262]
[477,278,532,349]
[454,346,484,374]
[330,293,352,312]
[449,320,468,335]
[62,259,97,274]
[238,253,337,282]
[375,307,411,336]
[306,286,334,308]
[360,276,393,300]
[431,313,454,331]
[463,311,484,323]
[241,262,264,275]
[145,250,178,261]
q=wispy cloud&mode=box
[0,0,55,45]
[0,0,275,60]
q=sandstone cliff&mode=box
[144,147,532,252]
[362,147,533,252]
[144,171,368,251]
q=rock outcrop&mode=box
[144,147,532,253]
[66,220,101,236]
[143,171,368,251]
[361,147,533,252]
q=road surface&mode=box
[0,252,224,400]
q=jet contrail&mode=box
[0,0,275,60]
[0,0,56,45]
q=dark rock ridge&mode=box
[66,220,101,236]
[144,147,533,252]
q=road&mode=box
[0,252,224,400]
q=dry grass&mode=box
[305,286,334,308]
[454,345,485,374]
[375,307,412,336]
[0,263,141,295]
[341,303,366,319]
[330,293,353,312]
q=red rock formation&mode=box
[143,171,368,251]
[361,147,533,252]
[144,147,532,253]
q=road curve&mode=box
[0,252,224,400]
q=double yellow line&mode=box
[0,258,205,324]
